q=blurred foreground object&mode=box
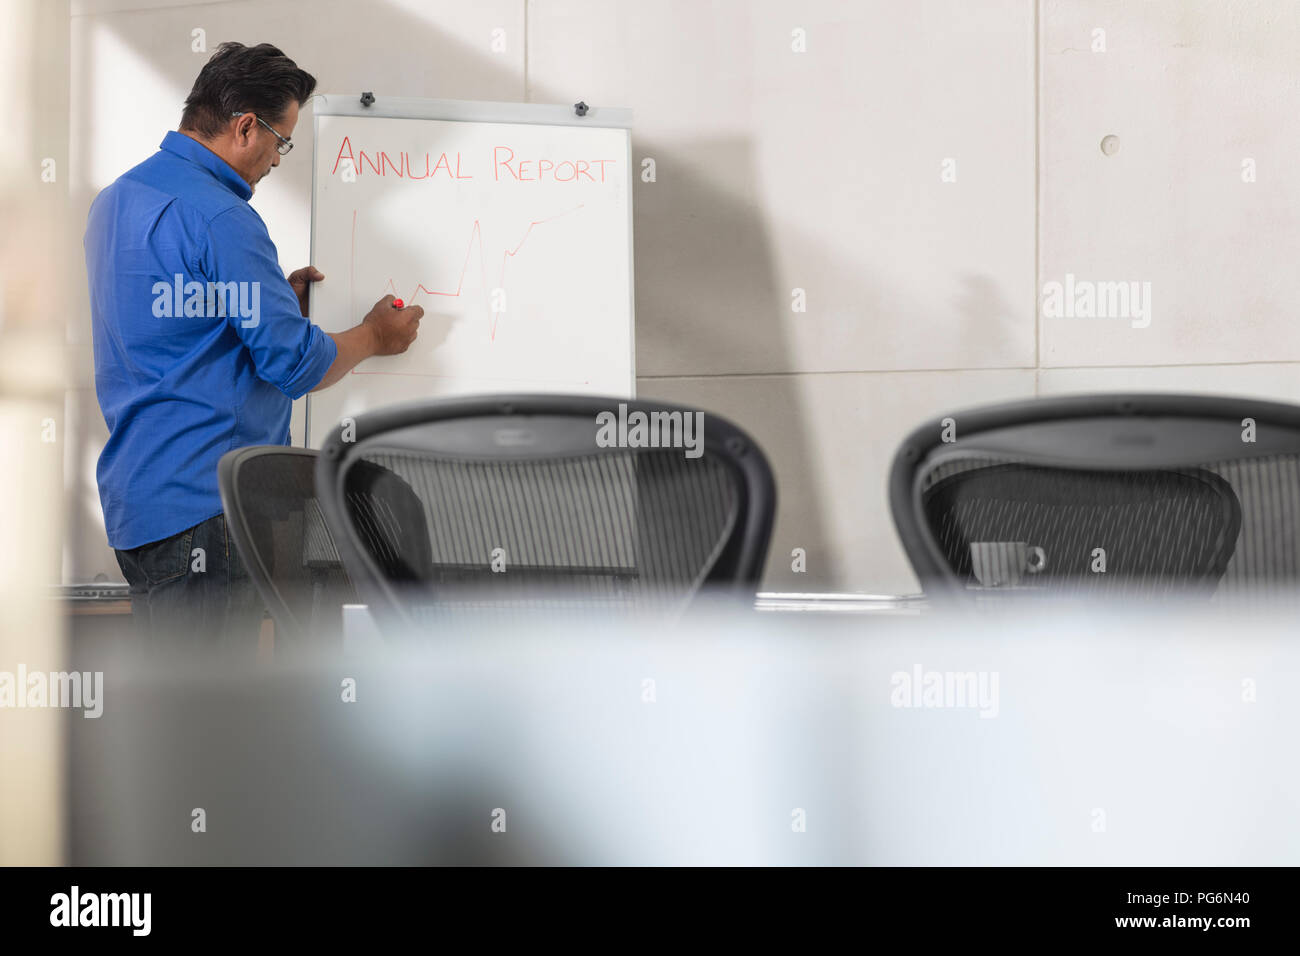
[69,597,1300,865]
[0,0,71,864]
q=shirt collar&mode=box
[159,130,252,201]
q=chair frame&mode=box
[218,444,330,642]
[314,394,777,626]
[888,392,1300,595]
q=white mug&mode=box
[969,541,1047,588]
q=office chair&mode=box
[888,393,1300,601]
[314,394,777,631]
[218,447,421,642]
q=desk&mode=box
[60,584,275,655]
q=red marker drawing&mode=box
[392,298,403,309]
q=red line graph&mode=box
[349,204,584,347]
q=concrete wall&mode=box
[58,0,1300,595]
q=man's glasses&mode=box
[231,111,293,155]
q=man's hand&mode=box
[363,294,422,355]
[310,294,424,392]
[287,266,324,317]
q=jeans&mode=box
[114,512,266,649]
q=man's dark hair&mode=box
[180,42,316,139]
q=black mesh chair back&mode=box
[314,395,777,631]
[889,394,1300,602]
[218,447,358,645]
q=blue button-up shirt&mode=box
[85,130,338,549]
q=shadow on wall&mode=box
[70,0,836,591]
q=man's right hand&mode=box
[363,294,422,355]
[310,295,425,393]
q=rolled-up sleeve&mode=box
[201,206,337,399]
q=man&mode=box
[84,42,423,647]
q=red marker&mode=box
[392,298,404,309]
